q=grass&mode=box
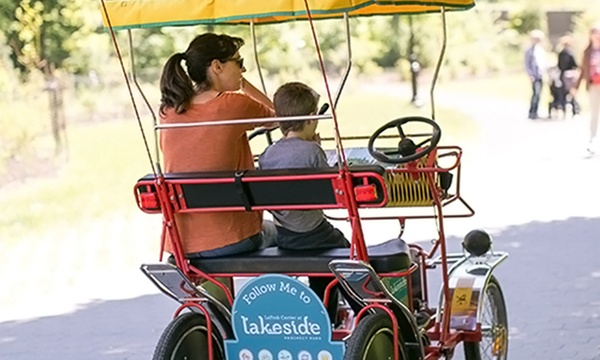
[0,120,151,242]
[0,88,477,243]
[252,90,480,151]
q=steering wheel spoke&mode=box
[396,124,406,138]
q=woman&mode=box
[557,34,580,116]
[573,23,600,153]
[159,33,275,257]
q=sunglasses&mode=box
[227,57,244,68]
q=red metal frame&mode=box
[174,302,215,358]
[134,171,389,214]
[354,304,401,360]
[133,144,481,359]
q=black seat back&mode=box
[134,166,388,213]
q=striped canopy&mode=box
[101,0,475,30]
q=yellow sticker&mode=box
[452,287,473,312]
[452,277,475,313]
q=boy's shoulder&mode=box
[260,138,327,169]
[272,137,322,152]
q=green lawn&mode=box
[0,91,477,243]
[0,120,150,242]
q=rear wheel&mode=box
[153,312,226,360]
[464,276,508,360]
[345,312,407,360]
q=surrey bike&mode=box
[100,1,508,359]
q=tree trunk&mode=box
[44,65,67,158]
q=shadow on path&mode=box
[1,217,599,360]
[425,216,600,360]
[0,294,172,360]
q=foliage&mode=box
[0,0,597,181]
[508,7,544,35]
[4,0,85,75]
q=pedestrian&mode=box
[573,22,600,153]
[525,29,547,120]
[557,34,580,116]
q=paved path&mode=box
[1,80,599,359]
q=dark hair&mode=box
[273,82,320,135]
[159,33,244,115]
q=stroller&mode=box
[548,66,579,118]
[548,66,567,118]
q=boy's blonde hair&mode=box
[273,82,320,135]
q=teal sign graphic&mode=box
[225,274,344,360]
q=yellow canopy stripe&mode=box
[101,0,475,30]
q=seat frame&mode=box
[134,165,414,275]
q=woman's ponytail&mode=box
[159,53,195,115]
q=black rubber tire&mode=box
[345,312,407,360]
[464,276,508,360]
[152,312,226,360]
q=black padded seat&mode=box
[184,238,412,274]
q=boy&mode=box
[258,82,353,323]
[258,81,349,250]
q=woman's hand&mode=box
[312,132,321,145]
[570,87,578,97]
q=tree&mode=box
[3,0,89,156]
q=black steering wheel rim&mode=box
[368,116,441,164]
[248,126,277,142]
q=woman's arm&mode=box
[241,78,274,109]
[574,49,589,92]
[240,78,277,129]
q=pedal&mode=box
[140,263,230,317]
[328,260,389,305]
[141,264,205,301]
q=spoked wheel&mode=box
[345,312,407,360]
[464,276,508,360]
[153,312,226,360]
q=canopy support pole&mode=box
[429,6,447,121]
[250,20,268,95]
[333,12,352,109]
[128,30,162,174]
[249,20,273,144]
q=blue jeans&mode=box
[189,220,276,258]
[529,79,542,118]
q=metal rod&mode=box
[128,29,161,174]
[250,20,274,144]
[320,133,430,142]
[333,12,352,108]
[430,7,447,121]
[155,114,333,130]
[100,0,156,177]
[250,20,268,95]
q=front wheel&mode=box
[345,312,407,360]
[464,276,508,360]
[153,312,226,360]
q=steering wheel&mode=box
[248,126,277,143]
[368,116,441,164]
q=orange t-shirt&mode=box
[160,92,274,254]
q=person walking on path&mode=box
[573,23,600,153]
[557,34,580,116]
[525,29,547,120]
